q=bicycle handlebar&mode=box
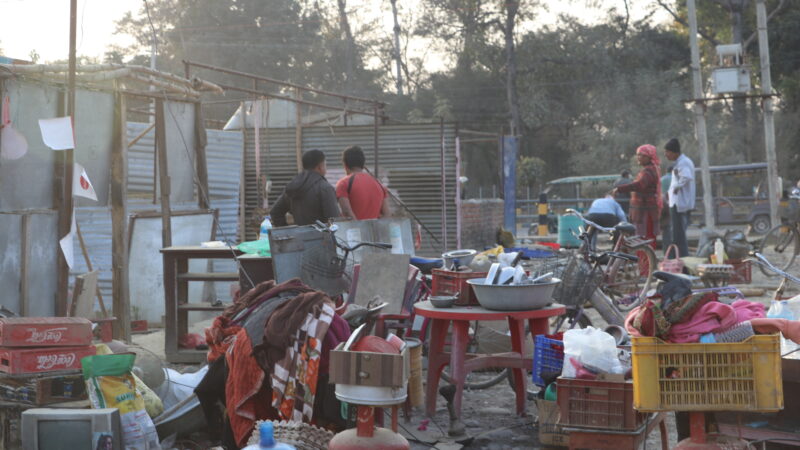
[565,208,616,233]
[750,253,800,285]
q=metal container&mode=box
[466,278,561,311]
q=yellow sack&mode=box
[95,344,164,418]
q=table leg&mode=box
[528,317,550,338]
[425,319,449,417]
[449,320,470,419]
[508,317,527,416]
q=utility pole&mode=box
[687,0,716,230]
[389,0,404,96]
[756,0,780,228]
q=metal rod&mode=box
[215,82,376,116]
[183,59,384,106]
[756,0,781,228]
[687,0,716,230]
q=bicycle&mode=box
[757,218,800,278]
[566,209,656,312]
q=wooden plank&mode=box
[177,302,226,312]
[111,86,131,342]
[75,221,107,317]
[69,271,98,319]
[176,272,239,282]
[194,102,210,210]
[155,98,172,248]
[54,91,71,317]
[19,214,30,317]
[163,252,178,362]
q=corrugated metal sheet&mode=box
[244,123,457,256]
[73,122,243,312]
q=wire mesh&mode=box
[551,255,603,307]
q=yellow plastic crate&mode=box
[631,334,783,412]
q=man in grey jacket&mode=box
[270,149,340,226]
[664,138,695,257]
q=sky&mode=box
[0,0,667,66]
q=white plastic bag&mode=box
[767,296,800,359]
[561,327,623,378]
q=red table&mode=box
[414,301,566,419]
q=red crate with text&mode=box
[726,259,752,284]
[0,317,93,347]
[0,345,95,375]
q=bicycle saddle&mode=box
[614,222,636,235]
[653,271,693,283]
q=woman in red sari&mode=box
[613,145,662,246]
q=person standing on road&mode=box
[612,144,662,248]
[614,169,633,214]
[336,145,391,220]
[664,138,695,257]
[270,149,340,226]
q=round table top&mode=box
[414,301,566,321]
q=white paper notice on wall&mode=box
[38,117,75,150]
[59,213,76,269]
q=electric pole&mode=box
[756,0,780,228]
[389,0,404,96]
[687,0,716,229]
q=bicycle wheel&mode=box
[758,224,800,276]
[436,322,511,390]
[602,244,656,312]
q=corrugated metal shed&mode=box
[244,123,457,256]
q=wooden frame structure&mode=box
[0,64,221,342]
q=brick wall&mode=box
[460,199,504,250]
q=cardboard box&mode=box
[0,371,86,405]
[537,399,569,447]
[329,343,409,388]
[0,346,95,375]
[0,318,93,347]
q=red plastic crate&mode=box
[0,317,93,347]
[556,377,646,431]
[431,269,487,306]
[0,345,95,374]
[726,259,752,284]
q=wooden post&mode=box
[294,87,303,172]
[111,87,131,341]
[756,0,780,228]
[194,102,210,210]
[239,115,247,242]
[19,214,30,316]
[687,0,715,230]
[155,99,173,248]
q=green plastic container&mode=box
[557,214,582,248]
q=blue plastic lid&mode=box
[260,422,276,447]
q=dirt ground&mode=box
[129,250,796,449]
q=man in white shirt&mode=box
[664,138,695,257]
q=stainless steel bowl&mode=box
[466,278,561,311]
[429,295,457,308]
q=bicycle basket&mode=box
[300,234,352,296]
[552,255,603,307]
[524,254,569,279]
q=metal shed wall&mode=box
[244,123,457,256]
[71,122,243,314]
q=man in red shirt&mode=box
[335,146,391,220]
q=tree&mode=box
[114,0,383,117]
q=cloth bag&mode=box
[658,244,684,273]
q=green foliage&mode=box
[517,156,546,189]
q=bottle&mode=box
[242,422,296,450]
[259,216,272,241]
[713,238,725,264]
